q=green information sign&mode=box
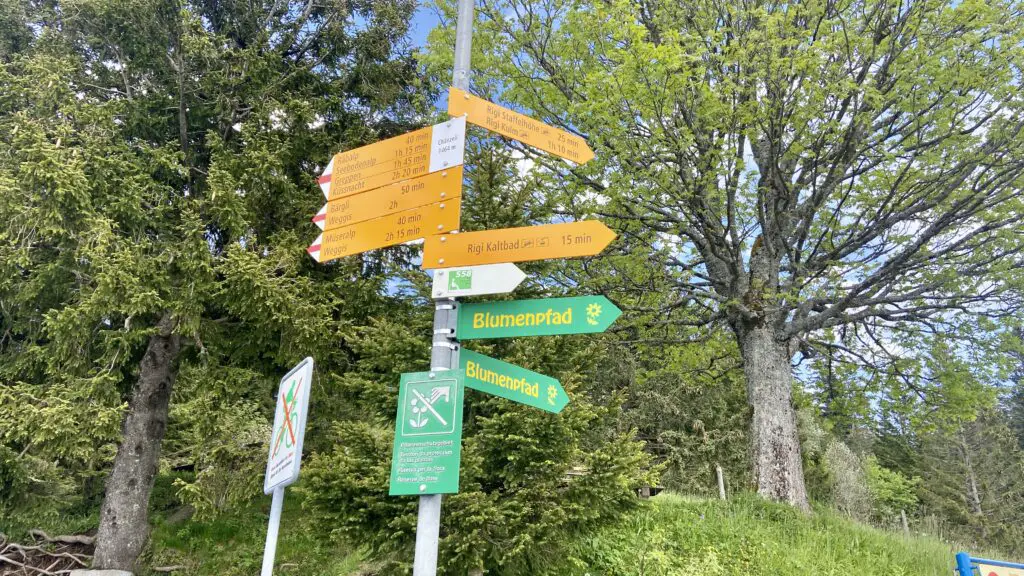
[389,371,464,496]
[457,296,621,340]
[461,349,568,413]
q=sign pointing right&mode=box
[448,87,594,164]
[457,295,621,340]
[432,263,526,298]
[461,349,568,413]
[422,220,615,269]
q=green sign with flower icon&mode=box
[456,296,621,340]
[389,370,464,496]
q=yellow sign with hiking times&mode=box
[448,87,594,164]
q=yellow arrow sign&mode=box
[421,220,614,269]
[310,201,461,263]
[316,167,463,232]
[325,117,466,200]
[448,87,594,165]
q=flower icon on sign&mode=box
[586,303,602,325]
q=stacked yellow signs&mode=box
[308,118,466,263]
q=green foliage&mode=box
[145,489,364,576]
[0,0,431,547]
[865,457,919,526]
[624,332,750,495]
[558,493,959,576]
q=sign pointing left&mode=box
[314,167,463,232]
[318,117,466,201]
[307,200,460,263]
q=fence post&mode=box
[716,464,726,500]
[956,552,974,576]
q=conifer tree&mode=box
[0,0,425,567]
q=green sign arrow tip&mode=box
[461,349,568,414]
[458,295,621,340]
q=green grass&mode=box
[144,492,364,576]
[554,493,960,576]
[4,485,982,575]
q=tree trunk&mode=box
[736,322,810,511]
[93,314,181,569]
[957,428,988,538]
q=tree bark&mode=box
[93,314,181,569]
[736,322,810,511]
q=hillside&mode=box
[131,492,961,575]
[556,493,957,576]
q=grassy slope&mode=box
[142,493,364,576]
[138,492,964,575]
[557,493,957,576]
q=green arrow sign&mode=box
[389,370,464,496]
[461,349,568,413]
[457,296,621,340]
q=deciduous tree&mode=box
[428,0,1024,509]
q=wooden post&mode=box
[900,509,910,536]
[716,464,726,500]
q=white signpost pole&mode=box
[260,357,314,576]
[260,487,284,576]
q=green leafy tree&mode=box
[0,0,425,567]
[877,410,1024,556]
[425,0,1024,509]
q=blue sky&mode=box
[410,5,443,49]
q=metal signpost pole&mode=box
[413,3,474,575]
[260,487,285,576]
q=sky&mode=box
[410,5,443,49]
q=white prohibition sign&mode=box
[264,357,314,494]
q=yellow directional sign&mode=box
[448,87,594,164]
[316,167,463,232]
[325,117,466,200]
[421,220,614,269]
[310,201,461,263]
